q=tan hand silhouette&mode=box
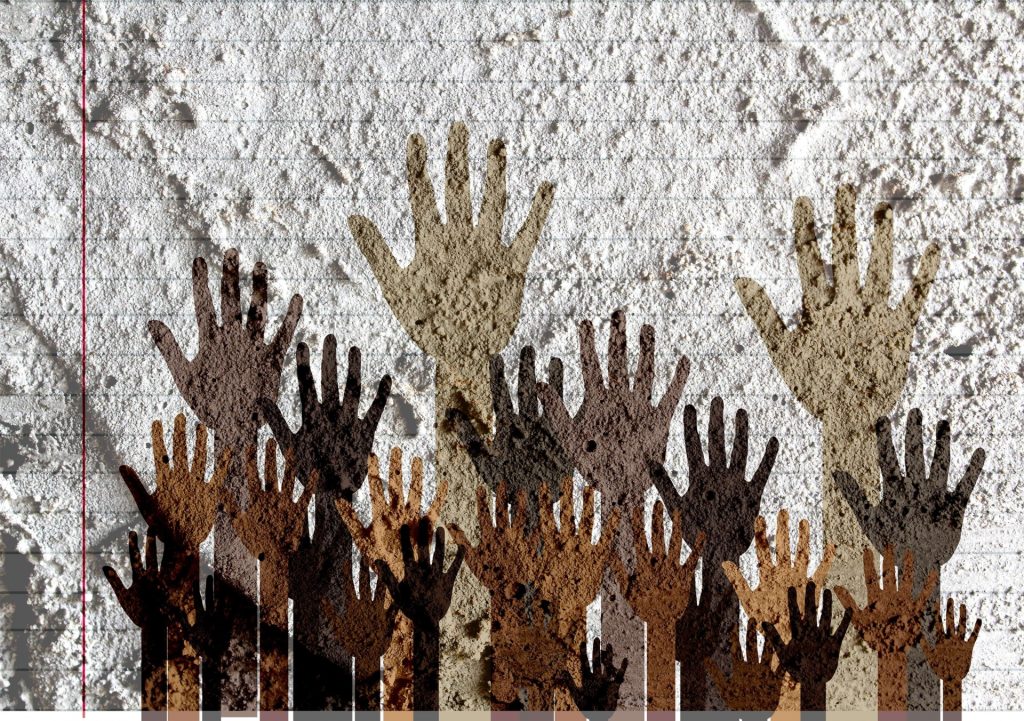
[335,448,448,578]
[119,414,230,554]
[921,598,981,712]
[707,619,785,718]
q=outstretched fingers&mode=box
[735,277,788,353]
[511,181,555,272]
[349,215,403,293]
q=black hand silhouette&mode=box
[559,639,628,721]
[449,346,573,531]
[259,335,391,499]
[762,583,852,711]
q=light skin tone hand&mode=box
[835,547,938,711]
[921,598,982,713]
[613,501,703,710]
[706,620,785,719]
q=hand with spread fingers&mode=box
[325,560,398,711]
[706,620,785,719]
[761,583,852,712]
[834,547,938,711]
[119,414,229,555]
[922,598,982,712]
[148,248,303,448]
[613,501,704,710]
[449,346,573,532]
[376,518,465,711]
[559,639,628,721]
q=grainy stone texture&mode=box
[0,0,1021,711]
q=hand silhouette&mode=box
[834,547,938,710]
[761,583,852,711]
[921,598,981,712]
[538,309,689,508]
[706,619,785,719]
[376,518,465,710]
[613,501,703,710]
[148,249,302,446]
[559,639,628,721]
[449,346,573,531]
[325,560,398,710]
[834,410,986,575]
[259,336,391,499]
[119,415,229,555]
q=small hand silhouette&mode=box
[259,336,391,499]
[538,309,689,507]
[833,410,986,574]
[148,249,302,445]
[921,598,981,712]
[761,583,852,711]
[119,414,229,554]
[706,619,785,718]
[449,346,573,531]
[559,639,628,721]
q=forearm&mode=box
[878,651,909,711]
[259,584,290,711]
[167,620,201,713]
[799,679,827,711]
[140,621,168,712]
[413,623,442,711]
[943,680,963,713]
[355,656,383,710]
[645,623,677,711]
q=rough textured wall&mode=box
[0,0,1021,710]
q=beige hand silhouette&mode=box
[734,184,941,709]
[349,122,554,709]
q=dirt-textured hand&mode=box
[103,528,183,629]
[148,249,302,444]
[651,397,778,570]
[834,410,986,573]
[922,598,981,711]
[260,336,391,497]
[734,185,940,428]
[559,640,628,721]
[348,122,554,373]
[449,346,573,530]
[335,448,447,577]
[538,309,689,506]
[707,619,785,717]
[761,583,852,711]
[119,415,229,554]
[723,509,835,640]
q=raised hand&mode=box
[376,518,465,711]
[706,620,785,719]
[259,336,391,500]
[734,185,942,707]
[449,346,573,531]
[325,560,398,710]
[834,547,938,711]
[761,583,852,711]
[559,640,628,721]
[921,598,982,712]
[226,440,313,712]
[119,415,229,555]
[613,502,703,710]
[148,249,302,448]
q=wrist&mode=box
[877,650,909,711]
[943,679,963,712]
[799,680,827,711]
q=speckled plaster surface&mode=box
[0,0,1022,710]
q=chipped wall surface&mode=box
[0,0,1021,710]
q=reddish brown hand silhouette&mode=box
[835,547,938,711]
[921,598,981,713]
[559,639,629,721]
[613,501,703,710]
[707,619,785,719]
[761,583,852,711]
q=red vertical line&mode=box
[79,0,88,716]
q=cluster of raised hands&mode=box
[104,122,987,716]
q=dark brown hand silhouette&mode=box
[449,346,573,532]
[921,598,981,713]
[324,560,398,710]
[559,639,628,721]
[376,518,465,711]
[225,440,313,712]
[675,579,732,711]
[762,583,852,711]
[706,619,785,719]
[835,547,938,711]
[613,502,703,710]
